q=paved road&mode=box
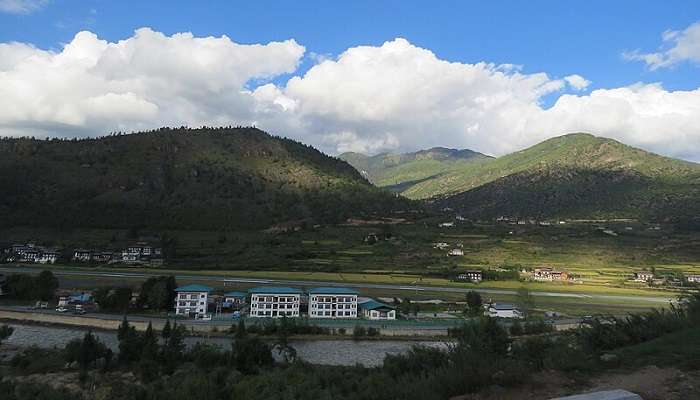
[0,265,674,304]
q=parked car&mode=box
[196,314,212,321]
[55,306,68,313]
[232,311,241,319]
[33,301,49,309]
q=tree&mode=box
[465,291,483,317]
[235,319,247,340]
[65,330,112,370]
[0,325,14,346]
[162,318,172,340]
[516,287,535,318]
[34,270,59,300]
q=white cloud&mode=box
[0,28,305,136]
[0,0,49,14]
[564,74,591,91]
[624,21,700,70]
[2,30,700,162]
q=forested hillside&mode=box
[0,127,408,230]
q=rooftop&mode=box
[248,286,302,294]
[308,287,359,295]
[490,303,518,311]
[358,299,395,311]
[174,284,213,293]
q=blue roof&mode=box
[248,286,302,294]
[175,284,213,293]
[359,299,395,311]
[491,303,517,310]
[308,287,358,295]
[223,291,247,298]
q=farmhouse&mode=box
[38,249,59,264]
[308,287,358,318]
[249,287,301,318]
[174,284,212,317]
[438,222,455,228]
[448,248,464,256]
[486,303,523,319]
[73,249,92,262]
[533,267,569,281]
[687,274,700,284]
[457,270,483,282]
[433,242,449,250]
[359,299,396,320]
[634,271,654,282]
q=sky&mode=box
[1,1,700,160]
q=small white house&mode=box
[687,275,700,284]
[174,284,212,317]
[359,299,396,320]
[433,242,450,250]
[448,248,464,256]
[223,291,247,307]
[486,303,523,319]
[438,222,455,228]
[308,287,358,318]
[634,271,654,282]
[249,287,301,318]
[38,250,59,264]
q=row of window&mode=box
[252,296,299,303]
[311,303,356,310]
[310,296,357,303]
[177,301,205,307]
[178,293,206,300]
[310,311,356,317]
[252,303,298,310]
[251,310,298,316]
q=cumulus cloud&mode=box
[624,21,700,70]
[2,30,700,162]
[0,28,305,137]
[0,0,49,14]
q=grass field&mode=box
[1,217,698,317]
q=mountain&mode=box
[339,147,492,193]
[0,127,409,230]
[427,133,700,221]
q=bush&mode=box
[352,325,367,338]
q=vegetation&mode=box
[0,127,409,231]
[3,270,58,300]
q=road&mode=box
[0,265,675,304]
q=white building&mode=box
[439,222,455,228]
[359,299,396,320]
[448,248,464,256]
[174,284,212,317]
[308,287,358,318]
[433,242,449,250]
[38,250,59,264]
[687,275,700,284]
[485,303,523,319]
[457,270,483,282]
[249,287,301,318]
[634,271,654,282]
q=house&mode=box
[121,251,139,264]
[359,299,396,320]
[223,291,247,308]
[38,249,59,264]
[533,267,570,281]
[438,222,455,228]
[308,287,358,318]
[433,242,449,250]
[486,303,523,319]
[686,274,700,284]
[457,270,483,282]
[174,284,213,317]
[249,287,301,318]
[634,271,654,282]
[448,248,464,256]
[21,248,41,263]
[73,249,92,262]
[92,252,113,263]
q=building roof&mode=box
[223,291,247,298]
[359,299,395,311]
[490,303,517,311]
[248,286,302,294]
[308,287,359,295]
[175,284,213,293]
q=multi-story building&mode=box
[174,284,212,317]
[249,287,301,318]
[533,267,569,281]
[308,287,358,318]
[359,299,396,320]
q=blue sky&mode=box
[1,1,700,159]
[3,1,698,91]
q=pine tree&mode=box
[162,318,172,340]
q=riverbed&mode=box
[3,323,449,366]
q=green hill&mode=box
[0,127,409,230]
[427,133,700,221]
[339,147,491,192]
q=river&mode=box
[4,323,448,366]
